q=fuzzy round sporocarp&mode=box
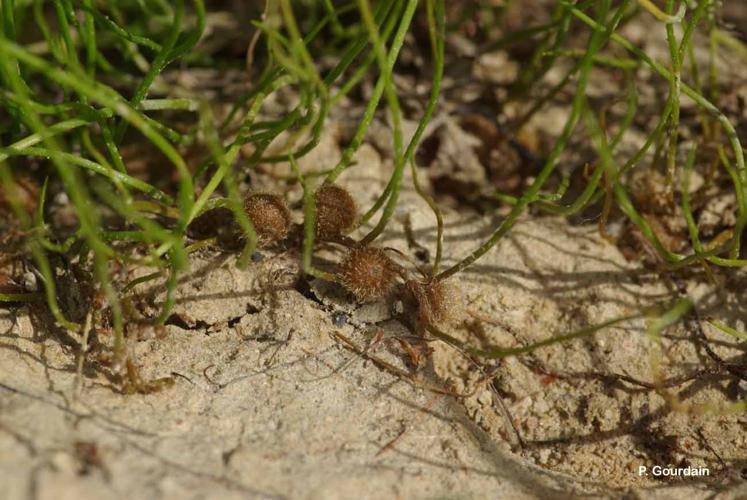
[404,278,455,327]
[244,193,291,246]
[339,246,397,301]
[187,207,236,241]
[314,184,356,239]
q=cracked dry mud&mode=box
[2,120,747,499]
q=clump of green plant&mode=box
[0,0,746,406]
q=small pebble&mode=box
[415,249,429,263]
[333,312,348,327]
[23,271,38,292]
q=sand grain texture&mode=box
[2,120,747,499]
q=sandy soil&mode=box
[2,123,747,499]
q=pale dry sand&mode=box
[2,116,747,499]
